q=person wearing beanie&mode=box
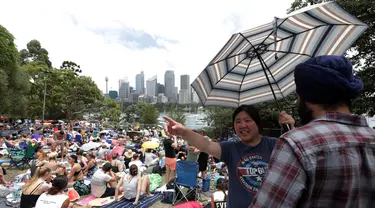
[250,56,375,207]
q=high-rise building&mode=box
[156,83,165,95]
[130,86,135,94]
[135,71,145,94]
[164,70,175,101]
[172,87,178,103]
[179,89,189,104]
[129,92,140,103]
[180,75,190,90]
[180,75,190,103]
[118,79,130,99]
[108,90,118,99]
[146,75,157,98]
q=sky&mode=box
[0,0,294,93]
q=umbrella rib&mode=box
[255,18,289,53]
[258,55,285,100]
[238,57,254,105]
[264,49,312,57]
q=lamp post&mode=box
[41,68,51,121]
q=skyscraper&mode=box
[135,71,145,94]
[180,74,190,103]
[118,79,130,99]
[180,75,190,90]
[164,70,175,101]
[146,75,157,98]
[156,83,165,95]
[179,89,189,104]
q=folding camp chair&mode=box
[172,160,199,205]
[8,148,26,168]
[8,142,37,170]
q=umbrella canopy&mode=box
[142,141,160,149]
[191,2,368,108]
[80,142,101,151]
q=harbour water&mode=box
[158,113,208,130]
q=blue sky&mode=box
[0,0,293,93]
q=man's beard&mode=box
[297,99,314,125]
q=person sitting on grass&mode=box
[90,163,117,198]
[67,155,90,196]
[85,153,98,178]
[35,175,70,208]
[114,164,153,205]
[20,167,52,208]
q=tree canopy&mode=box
[0,25,108,121]
[288,0,375,116]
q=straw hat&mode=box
[124,149,135,158]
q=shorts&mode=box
[101,187,116,198]
[165,157,176,171]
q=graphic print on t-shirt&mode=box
[236,153,268,193]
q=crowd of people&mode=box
[0,55,374,208]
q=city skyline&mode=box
[0,1,293,94]
[115,70,198,104]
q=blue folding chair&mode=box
[172,160,199,205]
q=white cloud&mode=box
[0,0,293,93]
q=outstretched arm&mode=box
[164,116,222,159]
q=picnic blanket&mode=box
[89,196,116,207]
[101,194,162,208]
[76,195,96,206]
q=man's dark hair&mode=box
[102,163,112,172]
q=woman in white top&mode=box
[114,164,152,205]
[144,149,158,167]
[128,154,145,173]
[35,175,70,208]
[211,178,228,208]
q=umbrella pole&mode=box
[257,54,291,131]
[257,54,281,111]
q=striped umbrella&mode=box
[191,2,368,108]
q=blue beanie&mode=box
[294,55,363,104]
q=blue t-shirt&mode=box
[220,137,277,208]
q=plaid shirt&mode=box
[250,112,375,208]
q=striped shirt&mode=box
[250,112,375,208]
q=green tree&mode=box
[204,106,234,137]
[288,0,375,116]
[25,67,103,120]
[100,97,121,122]
[123,104,138,123]
[136,102,158,124]
[24,39,52,68]
[0,25,31,117]
[167,104,186,125]
[60,61,82,76]
[352,67,375,116]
